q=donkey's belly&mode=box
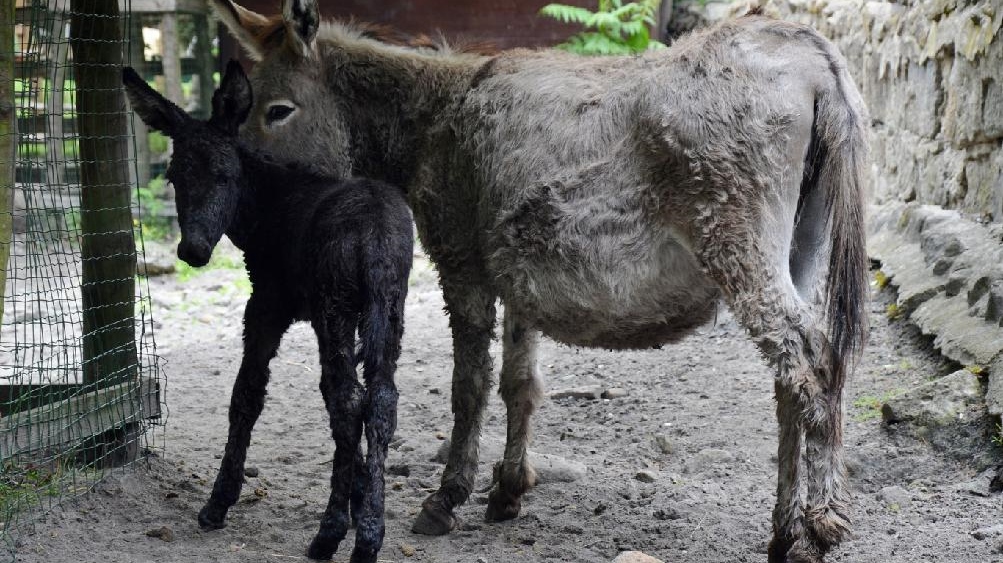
[488,211,720,350]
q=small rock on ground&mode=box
[602,387,629,399]
[877,485,911,510]
[612,551,664,563]
[634,470,658,483]
[682,448,733,474]
[550,385,603,400]
[144,527,174,542]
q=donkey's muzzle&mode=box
[177,238,212,267]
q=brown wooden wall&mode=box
[221,0,592,57]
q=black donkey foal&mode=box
[123,62,413,563]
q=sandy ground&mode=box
[12,241,1003,563]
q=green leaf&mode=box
[540,4,595,25]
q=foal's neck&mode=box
[223,142,290,250]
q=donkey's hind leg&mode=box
[697,221,847,562]
[199,291,291,530]
[413,281,497,536]
[308,312,365,560]
[486,308,543,522]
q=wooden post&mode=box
[44,1,69,192]
[0,0,15,332]
[658,0,674,42]
[192,11,215,119]
[158,12,183,106]
[70,0,138,388]
[127,15,150,191]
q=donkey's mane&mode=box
[316,18,496,58]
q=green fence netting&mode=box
[0,1,164,559]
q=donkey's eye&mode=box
[265,104,295,123]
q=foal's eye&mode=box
[265,104,295,123]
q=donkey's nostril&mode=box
[177,239,211,267]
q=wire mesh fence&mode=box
[0,1,164,559]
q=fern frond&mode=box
[539,4,595,25]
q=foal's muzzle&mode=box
[177,237,212,267]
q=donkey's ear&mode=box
[122,67,188,135]
[282,0,319,58]
[209,0,283,62]
[210,60,253,135]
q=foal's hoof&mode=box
[484,488,522,522]
[197,505,227,530]
[411,504,457,536]
[349,546,378,563]
[306,535,338,561]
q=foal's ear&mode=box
[209,0,283,62]
[122,67,188,135]
[210,60,253,135]
[282,0,319,58]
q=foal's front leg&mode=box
[199,292,291,529]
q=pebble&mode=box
[635,470,658,483]
[532,452,587,484]
[877,485,911,510]
[400,543,416,557]
[388,464,411,477]
[971,524,1003,540]
[244,467,259,478]
[611,551,664,563]
[144,526,174,542]
[602,387,629,399]
[653,434,674,455]
[682,448,733,474]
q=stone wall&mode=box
[768,0,1003,220]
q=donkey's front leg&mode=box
[486,308,542,522]
[412,282,496,536]
[199,292,291,530]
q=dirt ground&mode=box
[12,241,1003,563]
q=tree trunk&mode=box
[70,0,137,387]
[0,0,15,334]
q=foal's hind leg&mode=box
[486,308,542,522]
[307,313,364,561]
[413,281,497,536]
[199,291,291,529]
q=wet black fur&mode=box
[123,62,413,563]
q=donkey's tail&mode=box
[804,51,869,388]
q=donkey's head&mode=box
[123,61,253,267]
[209,0,352,178]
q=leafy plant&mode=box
[134,175,175,241]
[540,0,665,55]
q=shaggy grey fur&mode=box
[211,2,869,561]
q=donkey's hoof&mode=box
[197,505,227,530]
[411,505,457,536]
[768,536,793,563]
[784,545,824,563]
[306,535,339,561]
[484,489,522,522]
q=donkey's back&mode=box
[437,16,861,349]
